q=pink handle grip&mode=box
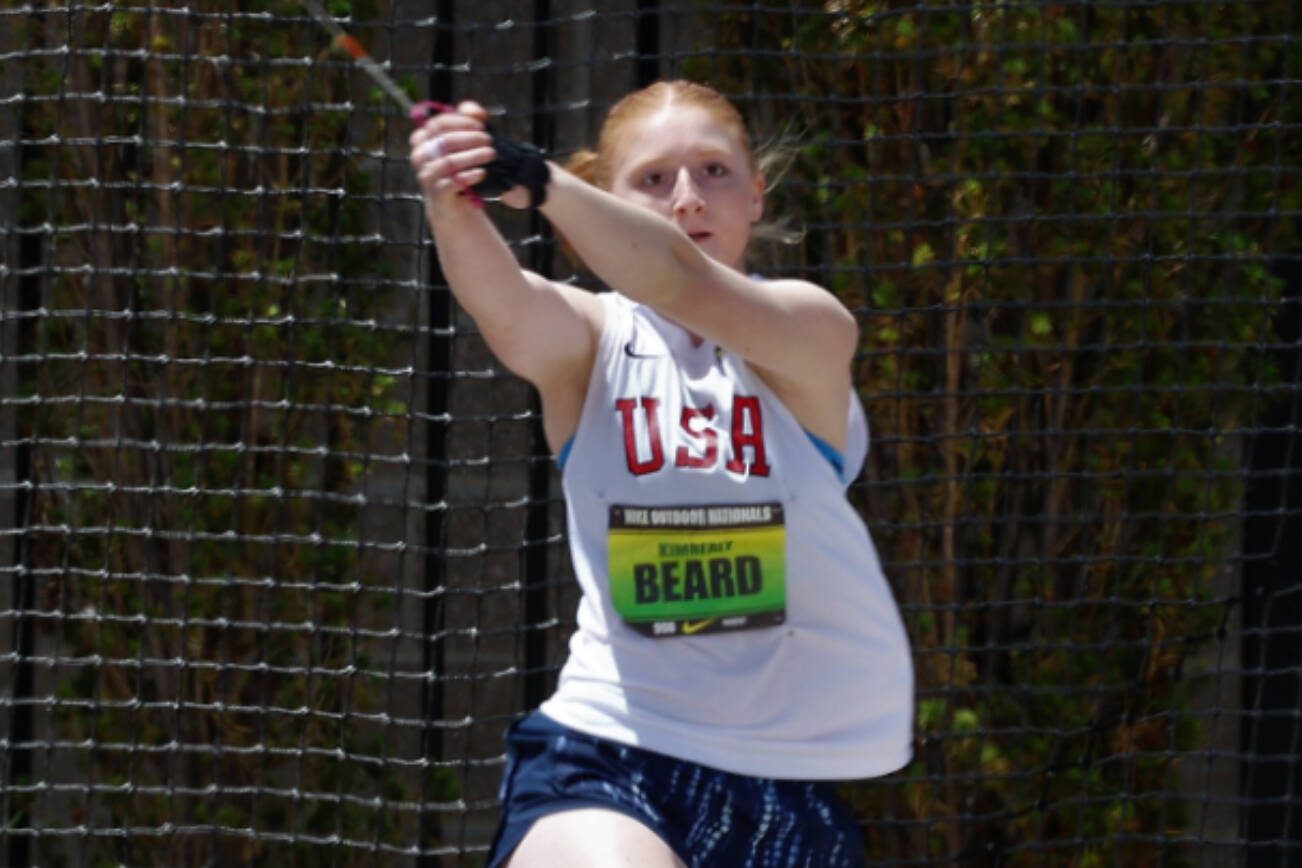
[409,100,454,124]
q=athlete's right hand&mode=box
[409,101,495,215]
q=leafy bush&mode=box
[10,2,455,863]
[685,1,1296,863]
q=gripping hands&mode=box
[410,101,550,209]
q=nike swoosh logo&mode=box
[624,341,663,359]
[680,618,718,635]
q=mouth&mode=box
[687,231,713,243]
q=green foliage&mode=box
[9,1,1297,863]
[14,1,456,864]
[688,0,1297,863]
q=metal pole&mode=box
[522,0,557,713]
[636,0,660,87]
[418,2,456,864]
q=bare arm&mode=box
[413,102,858,449]
[539,168,859,447]
[409,106,602,452]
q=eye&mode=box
[703,162,729,178]
[639,171,665,188]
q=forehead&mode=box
[610,104,750,171]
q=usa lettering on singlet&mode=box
[613,394,771,478]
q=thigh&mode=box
[506,807,687,868]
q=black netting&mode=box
[0,1,1298,865]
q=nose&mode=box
[671,168,705,215]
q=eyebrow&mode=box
[625,143,740,176]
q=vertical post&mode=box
[2,83,38,868]
[1240,257,1302,855]
[635,0,660,87]
[521,0,555,712]
[3,232,37,868]
[418,2,455,864]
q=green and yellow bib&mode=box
[608,502,785,638]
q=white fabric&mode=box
[539,292,913,780]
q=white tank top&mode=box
[539,292,913,780]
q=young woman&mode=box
[409,81,913,868]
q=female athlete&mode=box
[409,80,913,868]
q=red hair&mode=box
[565,80,756,189]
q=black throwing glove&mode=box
[477,132,551,207]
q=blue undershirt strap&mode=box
[556,437,575,470]
[804,431,845,478]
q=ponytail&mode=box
[564,148,605,189]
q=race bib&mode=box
[607,503,786,638]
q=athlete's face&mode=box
[608,105,764,271]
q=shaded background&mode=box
[0,1,1298,865]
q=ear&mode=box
[750,173,766,223]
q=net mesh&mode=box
[0,1,1298,864]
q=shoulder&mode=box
[510,272,610,362]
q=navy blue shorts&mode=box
[486,711,866,868]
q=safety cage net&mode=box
[0,1,1298,865]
